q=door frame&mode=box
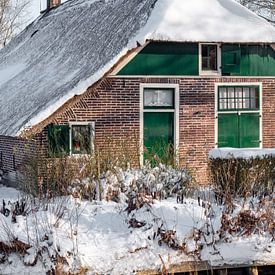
[140,83,180,165]
[214,82,263,149]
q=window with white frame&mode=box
[216,85,261,148]
[48,122,94,157]
[200,44,220,74]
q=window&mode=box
[200,44,220,75]
[218,86,259,111]
[71,125,92,155]
[144,88,174,108]
[216,84,261,148]
[48,122,94,157]
[202,44,217,71]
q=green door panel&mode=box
[144,112,174,162]
[218,113,239,148]
[239,113,260,148]
[118,42,199,76]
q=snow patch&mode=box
[209,148,275,159]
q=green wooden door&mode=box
[218,113,239,147]
[144,112,174,163]
[239,113,260,148]
[218,113,260,148]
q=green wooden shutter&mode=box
[222,45,241,75]
[218,113,239,147]
[48,124,70,157]
[239,113,260,148]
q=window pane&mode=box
[250,87,256,98]
[236,98,243,109]
[201,44,217,71]
[144,88,174,108]
[219,87,227,98]
[228,98,235,109]
[243,98,250,109]
[219,99,227,110]
[228,87,235,98]
[236,87,242,98]
[72,125,91,154]
[243,87,250,98]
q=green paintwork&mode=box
[222,44,275,76]
[221,45,241,75]
[144,112,174,162]
[218,113,239,148]
[239,113,260,148]
[118,42,199,76]
[218,113,260,148]
[48,124,70,157]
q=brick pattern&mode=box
[0,135,36,173]
[1,77,275,184]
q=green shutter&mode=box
[239,113,260,148]
[222,45,241,75]
[218,113,239,148]
[48,124,70,157]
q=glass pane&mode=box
[250,98,256,109]
[243,87,250,98]
[219,87,227,98]
[236,98,243,109]
[201,44,217,71]
[243,98,250,108]
[228,87,235,98]
[144,88,174,108]
[228,98,235,109]
[72,125,91,154]
[236,87,242,98]
[219,99,227,110]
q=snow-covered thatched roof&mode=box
[0,0,275,136]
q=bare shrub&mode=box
[18,135,192,201]
[209,156,275,198]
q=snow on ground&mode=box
[0,184,274,274]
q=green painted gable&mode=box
[117,42,275,77]
[117,42,199,76]
[222,44,275,76]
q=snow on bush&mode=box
[0,183,274,274]
[68,163,192,202]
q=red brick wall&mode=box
[1,77,275,184]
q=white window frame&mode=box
[139,83,180,166]
[214,82,262,149]
[199,43,221,76]
[69,121,95,156]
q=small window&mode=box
[144,88,174,109]
[218,86,259,111]
[201,44,218,71]
[71,125,92,155]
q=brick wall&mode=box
[1,77,275,184]
[0,135,36,173]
